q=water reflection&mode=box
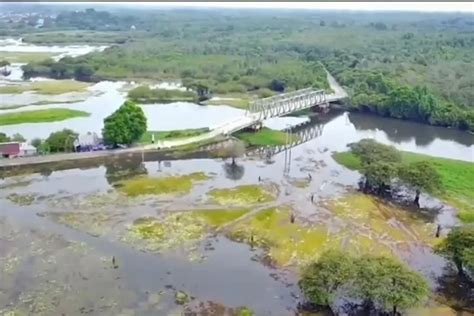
[223,161,245,181]
[104,154,148,185]
[348,112,474,156]
[436,266,474,312]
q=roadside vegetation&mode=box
[0,108,90,126]
[139,128,209,144]
[333,139,474,223]
[0,80,90,95]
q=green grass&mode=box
[192,208,250,227]
[0,80,90,95]
[139,128,209,144]
[0,51,57,63]
[0,108,90,125]
[333,151,474,223]
[205,98,249,109]
[235,127,299,146]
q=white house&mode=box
[19,142,37,157]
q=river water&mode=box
[0,40,473,315]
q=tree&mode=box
[363,161,398,196]
[219,141,246,165]
[74,64,95,81]
[45,129,78,153]
[299,250,356,307]
[299,252,429,315]
[349,139,401,195]
[31,138,43,149]
[356,256,429,315]
[436,225,474,279]
[0,132,10,143]
[269,79,287,92]
[103,100,147,146]
[11,133,26,142]
[398,161,442,207]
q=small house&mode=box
[0,142,20,158]
[20,142,37,156]
[74,132,101,152]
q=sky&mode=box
[41,2,474,13]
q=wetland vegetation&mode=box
[333,140,474,223]
[1,3,473,316]
[0,79,90,95]
[0,108,90,125]
[11,6,473,130]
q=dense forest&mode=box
[3,6,473,130]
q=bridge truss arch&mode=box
[247,88,328,121]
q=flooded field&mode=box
[1,111,473,314]
[1,38,473,315]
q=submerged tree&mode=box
[398,160,442,208]
[436,225,474,279]
[299,251,429,315]
[299,250,356,307]
[102,100,147,146]
[349,139,401,195]
[356,256,429,315]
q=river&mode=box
[0,40,473,315]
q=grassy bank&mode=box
[0,108,90,125]
[139,128,209,144]
[236,127,299,146]
[204,98,249,109]
[333,151,474,223]
[0,51,57,63]
[0,80,90,95]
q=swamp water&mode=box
[1,39,473,315]
[1,111,473,315]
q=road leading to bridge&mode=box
[150,72,347,149]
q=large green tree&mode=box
[299,250,356,307]
[102,100,147,146]
[398,161,442,207]
[436,225,474,279]
[356,256,429,315]
[299,251,429,314]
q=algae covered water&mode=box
[1,110,473,315]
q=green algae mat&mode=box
[227,194,440,268]
[208,184,275,206]
[124,208,251,255]
[118,172,209,196]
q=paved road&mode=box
[0,147,143,168]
